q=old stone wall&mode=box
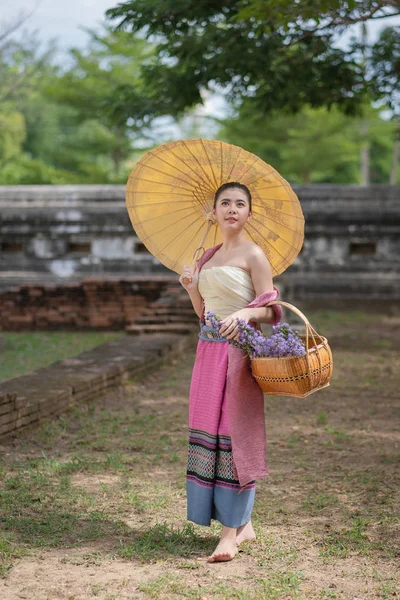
[0,184,399,300]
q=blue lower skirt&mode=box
[187,477,255,528]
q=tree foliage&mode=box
[106,0,400,116]
[0,25,160,183]
[218,100,397,183]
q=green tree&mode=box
[218,101,395,183]
[0,104,26,165]
[0,24,161,183]
[106,0,400,117]
[43,24,158,177]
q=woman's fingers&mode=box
[219,320,238,336]
[180,264,197,287]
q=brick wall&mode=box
[0,277,176,330]
[0,333,194,439]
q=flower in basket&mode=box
[206,311,306,359]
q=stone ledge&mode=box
[0,331,197,441]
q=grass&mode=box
[0,330,125,382]
[0,307,399,598]
[138,569,305,599]
[119,522,215,563]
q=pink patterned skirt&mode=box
[186,322,256,528]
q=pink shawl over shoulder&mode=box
[195,243,283,487]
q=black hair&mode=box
[213,182,252,212]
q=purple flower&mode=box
[205,312,306,358]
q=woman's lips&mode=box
[226,217,237,222]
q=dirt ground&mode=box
[0,308,399,599]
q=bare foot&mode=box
[236,521,256,545]
[207,527,238,563]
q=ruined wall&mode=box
[0,277,174,330]
[0,184,399,300]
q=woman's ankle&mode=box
[220,525,238,540]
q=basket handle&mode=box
[265,300,327,388]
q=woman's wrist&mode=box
[248,306,275,324]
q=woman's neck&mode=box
[219,233,247,254]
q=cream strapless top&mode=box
[198,266,255,320]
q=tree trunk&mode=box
[360,121,370,186]
[390,134,399,185]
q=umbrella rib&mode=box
[200,138,219,189]
[130,161,203,192]
[177,140,218,195]
[252,196,300,204]
[255,183,290,191]
[245,220,290,265]
[144,149,214,192]
[255,185,297,194]
[251,206,305,223]
[126,191,193,197]
[127,176,196,194]
[127,200,194,209]
[224,146,243,181]
[167,141,215,189]
[156,214,207,264]
[169,219,209,271]
[192,186,210,212]
[240,163,277,186]
[247,212,296,237]
[231,154,262,182]
[128,205,194,226]
[137,211,202,244]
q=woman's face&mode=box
[213,188,251,230]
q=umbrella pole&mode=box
[182,217,215,285]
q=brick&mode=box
[0,402,15,416]
[0,392,17,407]
[89,317,112,327]
[7,315,33,324]
[17,404,39,419]
[0,410,18,427]
[0,422,16,436]
[15,414,39,429]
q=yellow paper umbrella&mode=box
[126,138,304,277]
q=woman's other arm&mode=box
[186,287,203,319]
[179,264,203,318]
[248,248,276,325]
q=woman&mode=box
[179,181,282,563]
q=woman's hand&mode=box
[179,264,199,293]
[219,308,253,341]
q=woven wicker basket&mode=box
[250,300,333,398]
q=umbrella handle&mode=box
[181,246,205,285]
[181,217,214,285]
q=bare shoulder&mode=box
[244,243,272,271]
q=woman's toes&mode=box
[207,552,235,563]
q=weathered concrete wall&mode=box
[0,184,399,299]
